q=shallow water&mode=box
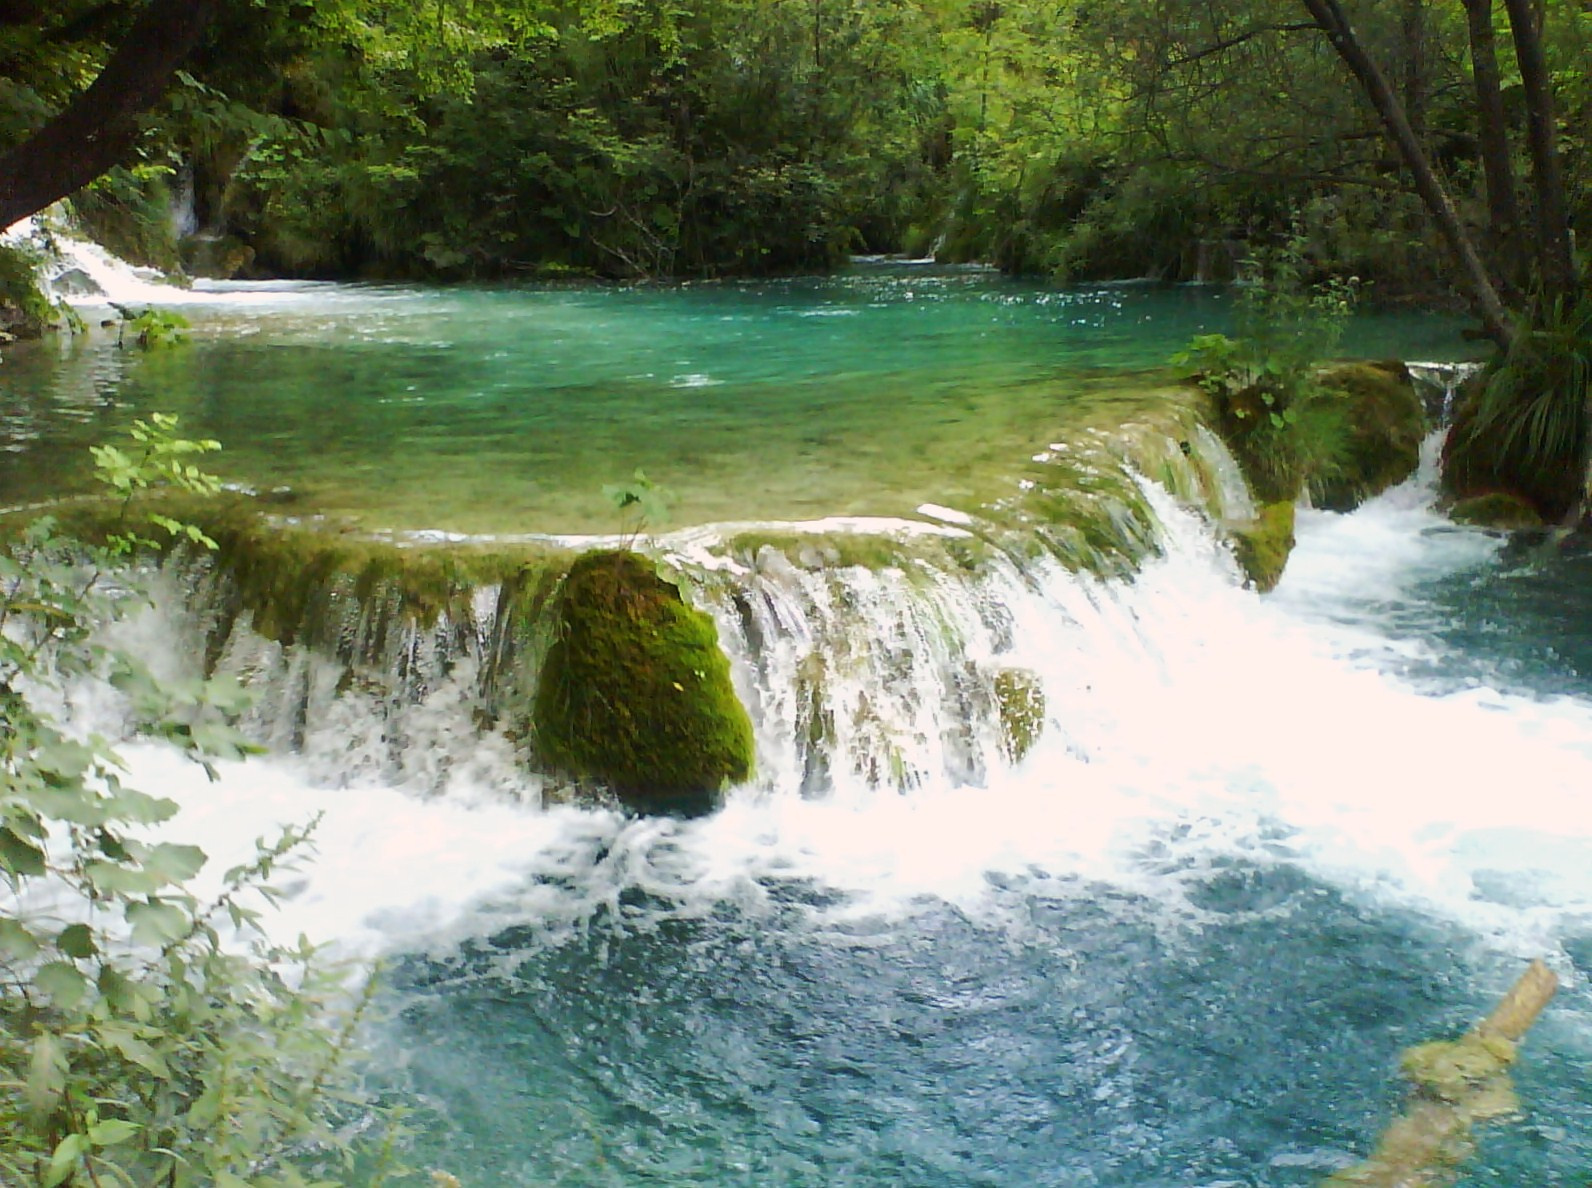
[1,265,1472,532]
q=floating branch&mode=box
[1323,959,1558,1187]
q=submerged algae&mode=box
[533,549,754,812]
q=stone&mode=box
[533,550,754,812]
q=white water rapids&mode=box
[79,446,1592,991]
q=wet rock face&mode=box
[1230,500,1296,593]
[533,549,754,813]
[1447,491,1545,530]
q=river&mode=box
[4,258,1587,1184]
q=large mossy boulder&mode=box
[1230,500,1296,592]
[1313,362,1426,512]
[533,550,754,812]
[1447,492,1545,531]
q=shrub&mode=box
[1,417,403,1186]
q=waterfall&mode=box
[135,410,1250,818]
[98,442,1592,969]
[1407,358,1486,423]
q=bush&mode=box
[1442,295,1592,523]
[0,417,403,1186]
[1174,231,1357,502]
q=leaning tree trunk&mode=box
[1300,0,1517,349]
[0,0,224,231]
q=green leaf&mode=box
[0,827,47,877]
[26,1032,66,1116]
[110,788,180,825]
[145,842,207,883]
[87,1117,141,1146]
[44,1132,86,1188]
[84,861,162,896]
[0,917,41,959]
[57,922,96,959]
[99,1026,171,1079]
[35,961,89,1007]
[127,899,191,947]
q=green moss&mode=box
[1447,492,1545,531]
[0,244,54,339]
[1399,1033,1517,1103]
[992,668,1045,762]
[724,527,993,575]
[1313,362,1426,512]
[1230,500,1295,592]
[533,549,754,812]
[8,494,570,651]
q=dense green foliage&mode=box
[0,1,1584,296]
[0,417,403,1186]
[0,242,55,337]
[1444,293,1592,520]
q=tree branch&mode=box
[0,0,224,231]
[1160,22,1319,71]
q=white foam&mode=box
[47,441,1587,975]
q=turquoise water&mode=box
[19,263,1589,1185]
[1,266,1473,531]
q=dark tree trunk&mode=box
[1462,0,1523,255]
[0,0,224,231]
[1399,0,1428,144]
[1300,0,1516,348]
[1500,0,1577,302]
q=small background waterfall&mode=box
[5,244,1587,1184]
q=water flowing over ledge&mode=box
[6,238,1583,1183]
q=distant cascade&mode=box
[2,208,191,305]
[1407,360,1485,424]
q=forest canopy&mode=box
[0,0,1586,306]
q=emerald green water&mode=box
[0,267,1473,532]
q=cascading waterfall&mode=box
[6,231,1582,1181]
[76,414,1592,1184]
[1407,358,1486,423]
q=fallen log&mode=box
[1322,959,1558,1188]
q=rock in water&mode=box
[533,549,754,812]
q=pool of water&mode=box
[0,265,1474,533]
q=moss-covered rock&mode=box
[0,244,54,340]
[181,235,256,280]
[9,494,569,659]
[1447,492,1545,531]
[1230,500,1295,592]
[533,549,754,812]
[1313,361,1426,512]
[992,667,1045,762]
